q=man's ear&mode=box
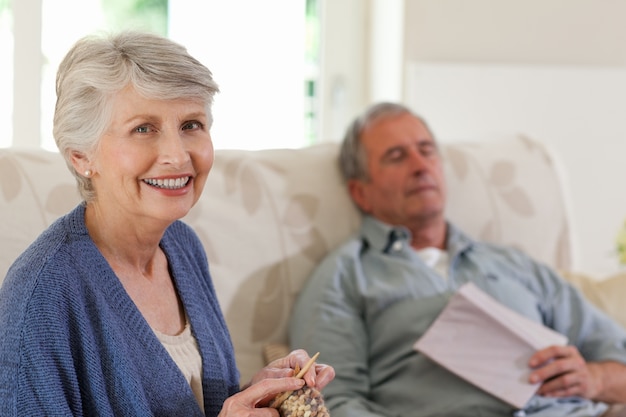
[348,179,371,213]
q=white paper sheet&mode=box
[413,282,567,409]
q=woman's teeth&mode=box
[143,177,190,190]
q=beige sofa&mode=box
[1,136,625,384]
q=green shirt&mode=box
[290,216,626,417]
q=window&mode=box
[169,1,309,149]
[5,0,317,150]
[40,0,168,150]
[304,0,321,145]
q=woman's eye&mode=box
[134,125,151,134]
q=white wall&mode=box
[401,0,626,277]
[403,0,626,66]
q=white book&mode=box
[413,282,567,409]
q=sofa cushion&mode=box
[0,149,80,279]
[183,144,360,383]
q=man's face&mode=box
[349,112,447,228]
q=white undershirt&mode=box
[154,322,204,413]
[415,247,449,280]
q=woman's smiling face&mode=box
[85,85,214,226]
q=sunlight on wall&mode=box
[169,0,307,150]
[40,0,107,151]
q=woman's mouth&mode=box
[142,176,191,190]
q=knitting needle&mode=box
[270,352,320,409]
[294,351,320,379]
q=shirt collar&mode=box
[360,215,475,258]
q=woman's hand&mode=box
[218,349,335,416]
[248,349,335,391]
[219,377,305,417]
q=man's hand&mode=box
[528,345,626,403]
[528,345,602,399]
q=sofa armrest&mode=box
[561,271,626,329]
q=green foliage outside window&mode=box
[102,0,168,35]
[304,0,320,145]
[305,0,319,66]
[0,1,167,34]
[0,0,9,15]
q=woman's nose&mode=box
[158,131,190,167]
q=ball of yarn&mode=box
[278,386,330,417]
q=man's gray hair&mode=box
[339,102,434,182]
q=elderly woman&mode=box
[0,31,333,416]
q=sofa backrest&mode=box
[0,135,572,382]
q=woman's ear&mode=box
[69,150,91,176]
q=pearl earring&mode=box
[84,169,92,177]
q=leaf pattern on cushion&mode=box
[479,219,498,242]
[519,134,553,166]
[488,161,515,187]
[183,201,221,264]
[256,161,287,177]
[292,227,328,263]
[445,147,470,180]
[223,157,286,205]
[0,154,49,224]
[223,158,242,194]
[0,156,22,202]
[237,164,262,215]
[282,194,328,261]
[251,262,290,343]
[283,194,318,230]
[499,187,535,217]
[220,157,264,214]
[488,160,535,217]
[45,184,79,216]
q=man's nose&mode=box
[408,149,429,171]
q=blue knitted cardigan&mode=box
[0,204,240,416]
